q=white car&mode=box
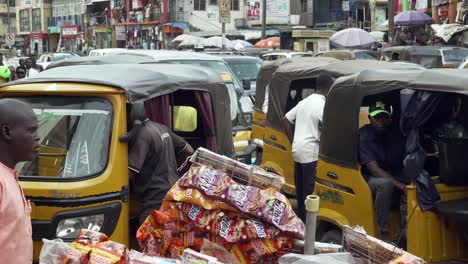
[262,52,312,61]
[458,57,468,69]
[88,48,126,57]
[37,53,79,69]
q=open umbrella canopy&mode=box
[255,37,280,49]
[227,39,254,50]
[202,36,232,48]
[171,34,196,43]
[395,10,434,25]
[177,36,204,48]
[330,28,376,48]
[369,31,385,41]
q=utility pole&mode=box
[222,23,226,50]
[261,0,266,39]
[158,0,164,49]
[6,0,11,33]
[170,0,175,46]
[388,0,394,45]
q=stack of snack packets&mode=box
[137,149,304,264]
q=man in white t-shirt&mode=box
[282,74,334,220]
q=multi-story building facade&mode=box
[16,0,52,54]
[49,0,85,52]
[0,0,17,41]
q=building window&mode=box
[20,9,30,32]
[32,8,41,32]
[194,0,206,10]
[301,0,308,12]
[231,0,239,10]
[209,0,217,5]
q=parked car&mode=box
[111,49,254,118]
[262,52,312,61]
[37,52,79,69]
[439,47,468,68]
[217,55,263,97]
[88,48,126,56]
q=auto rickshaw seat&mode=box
[435,198,468,224]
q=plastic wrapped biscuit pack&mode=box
[137,148,305,264]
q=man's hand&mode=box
[394,181,407,194]
[366,161,406,193]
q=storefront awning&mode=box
[238,29,280,40]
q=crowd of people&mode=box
[0,55,44,83]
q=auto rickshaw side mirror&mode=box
[242,79,251,90]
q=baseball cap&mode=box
[369,101,393,117]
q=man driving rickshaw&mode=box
[316,68,468,262]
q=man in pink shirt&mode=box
[0,98,39,263]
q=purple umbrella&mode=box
[395,10,434,25]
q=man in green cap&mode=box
[358,101,407,242]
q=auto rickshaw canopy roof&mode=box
[2,63,235,155]
[45,55,155,70]
[254,57,339,111]
[267,60,423,131]
[381,46,441,57]
[320,68,468,169]
[254,58,292,111]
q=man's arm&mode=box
[128,133,151,181]
[282,117,295,143]
[283,105,298,143]
[365,161,406,192]
[169,130,194,166]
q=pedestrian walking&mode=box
[282,74,334,221]
[0,98,40,263]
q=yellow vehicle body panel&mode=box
[315,160,378,237]
[251,110,266,142]
[317,159,468,262]
[407,183,468,262]
[233,130,251,152]
[1,83,130,261]
[261,127,295,195]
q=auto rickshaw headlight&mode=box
[56,214,105,239]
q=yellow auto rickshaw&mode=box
[0,63,235,261]
[316,69,468,262]
[251,59,292,146]
[45,53,250,154]
[261,60,423,196]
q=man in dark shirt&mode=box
[128,120,194,224]
[359,101,407,241]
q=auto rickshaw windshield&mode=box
[14,96,113,179]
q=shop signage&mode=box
[5,33,15,47]
[219,0,231,24]
[30,32,44,39]
[267,0,289,17]
[48,26,61,33]
[0,4,7,13]
[115,25,126,41]
[247,0,260,20]
[415,0,428,11]
[62,26,80,37]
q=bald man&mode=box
[0,98,39,263]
